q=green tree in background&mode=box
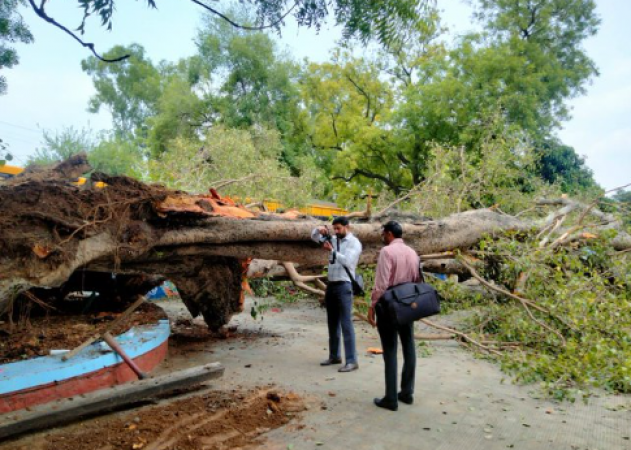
[143,61,206,156]
[83,12,312,170]
[0,0,32,95]
[536,139,598,194]
[28,126,96,166]
[27,126,143,177]
[193,11,309,172]
[77,0,601,206]
[89,134,144,176]
[470,0,599,136]
[0,0,33,163]
[81,44,164,137]
[146,126,325,204]
[82,45,205,157]
[301,0,601,201]
[301,49,397,197]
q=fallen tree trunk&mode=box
[1,174,629,330]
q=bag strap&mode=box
[336,237,360,288]
[343,264,360,287]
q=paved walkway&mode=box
[160,298,631,450]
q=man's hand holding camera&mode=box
[318,226,334,251]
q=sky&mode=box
[0,0,629,191]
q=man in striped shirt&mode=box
[311,216,362,373]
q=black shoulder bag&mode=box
[380,262,441,326]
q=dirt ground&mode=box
[4,388,308,450]
[2,297,631,450]
[0,302,166,363]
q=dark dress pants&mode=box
[376,302,416,403]
[325,282,357,364]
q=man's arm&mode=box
[333,238,362,270]
[370,249,392,307]
[311,227,323,243]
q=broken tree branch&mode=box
[281,262,325,297]
[26,1,130,63]
[346,194,372,219]
[419,319,502,356]
[457,255,568,346]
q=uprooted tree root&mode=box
[0,175,249,331]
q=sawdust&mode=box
[1,389,306,450]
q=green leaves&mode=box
[471,0,599,133]
[28,126,97,166]
[82,44,164,137]
[471,227,631,398]
[0,0,34,95]
[73,0,425,46]
[0,138,12,165]
[146,126,323,205]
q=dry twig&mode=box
[420,319,502,356]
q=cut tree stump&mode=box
[0,363,224,441]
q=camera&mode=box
[318,233,332,244]
[318,229,333,244]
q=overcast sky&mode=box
[0,0,629,191]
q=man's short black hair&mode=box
[383,220,403,238]
[332,216,349,226]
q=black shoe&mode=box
[320,358,342,366]
[373,397,398,411]
[338,362,359,373]
[398,393,414,405]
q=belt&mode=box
[328,281,351,285]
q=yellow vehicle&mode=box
[0,164,106,188]
[238,197,348,219]
[71,177,107,189]
[0,164,24,180]
[263,199,348,218]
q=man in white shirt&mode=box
[311,216,362,372]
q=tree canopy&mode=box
[0,0,32,95]
[67,1,603,204]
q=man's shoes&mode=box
[320,358,342,366]
[398,393,414,405]
[373,397,398,411]
[338,362,359,372]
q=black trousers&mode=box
[376,302,416,403]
